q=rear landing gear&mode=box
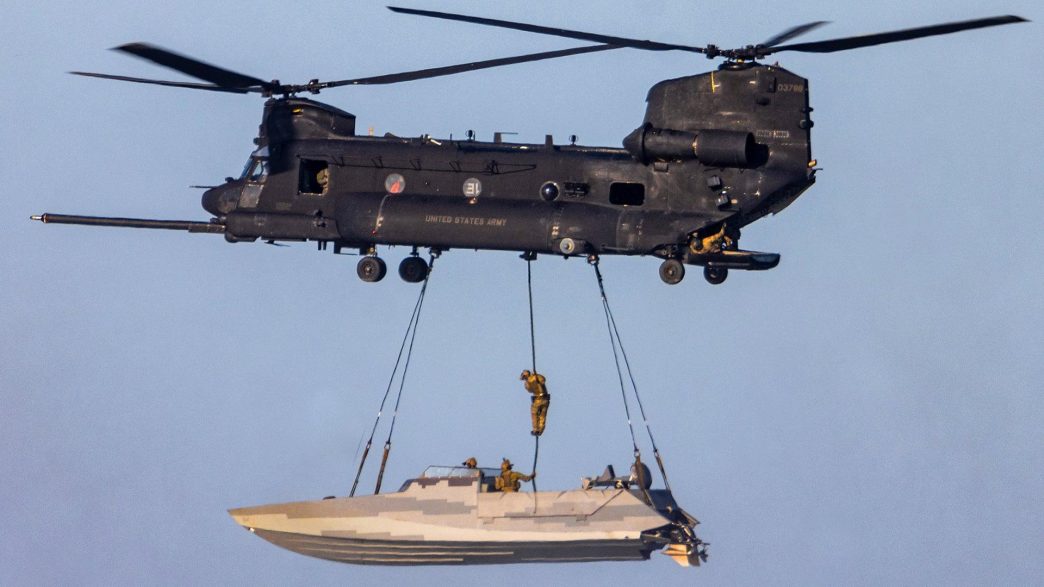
[658,259,685,285]
[703,266,728,285]
[398,255,429,283]
[357,256,387,282]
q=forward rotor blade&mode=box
[70,71,256,93]
[762,21,830,48]
[114,43,272,90]
[772,15,1027,54]
[389,6,707,53]
[323,44,620,87]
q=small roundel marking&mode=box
[385,173,405,194]
[463,177,482,198]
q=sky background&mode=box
[2,1,1041,585]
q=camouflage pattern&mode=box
[520,371,550,435]
[229,466,704,566]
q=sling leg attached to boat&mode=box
[349,253,437,496]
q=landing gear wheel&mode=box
[658,259,685,285]
[704,266,728,285]
[357,256,387,282]
[398,255,429,283]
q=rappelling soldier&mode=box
[520,369,550,436]
[494,458,535,493]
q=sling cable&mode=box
[588,254,675,503]
[349,252,438,497]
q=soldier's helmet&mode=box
[501,458,513,471]
[462,457,477,468]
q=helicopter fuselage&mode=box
[36,12,1027,284]
[40,61,817,284]
[200,62,815,282]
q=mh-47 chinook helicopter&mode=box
[33,9,1025,285]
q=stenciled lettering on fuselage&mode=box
[424,214,508,227]
[755,129,792,140]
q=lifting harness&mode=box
[349,252,438,496]
[589,255,675,499]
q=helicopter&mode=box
[32,8,1026,285]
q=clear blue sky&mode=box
[2,1,1041,585]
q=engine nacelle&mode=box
[622,123,757,167]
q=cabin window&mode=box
[299,159,330,194]
[609,182,644,206]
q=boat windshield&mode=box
[420,465,499,479]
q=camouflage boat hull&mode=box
[249,530,654,565]
[230,467,704,566]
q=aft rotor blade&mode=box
[761,21,830,48]
[389,6,707,54]
[323,44,620,87]
[70,71,256,93]
[772,15,1027,54]
[114,43,273,90]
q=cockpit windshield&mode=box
[240,147,269,182]
[241,158,268,182]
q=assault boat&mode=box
[229,465,706,566]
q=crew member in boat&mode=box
[495,458,535,492]
[520,369,550,436]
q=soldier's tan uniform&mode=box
[316,168,329,193]
[494,459,534,493]
[520,370,550,436]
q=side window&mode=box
[609,182,644,206]
[299,159,330,194]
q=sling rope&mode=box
[526,253,539,492]
[349,254,436,496]
[527,254,537,374]
[589,256,674,495]
[601,277,674,495]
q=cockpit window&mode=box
[243,159,268,182]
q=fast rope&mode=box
[349,253,437,497]
[589,255,674,495]
[526,253,537,374]
[525,252,539,492]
